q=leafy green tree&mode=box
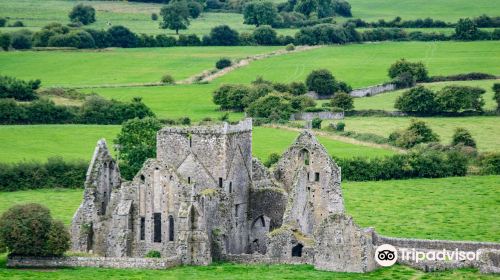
[330,92,353,110]
[311,117,322,129]
[455,18,479,40]
[246,93,293,121]
[388,59,429,82]
[216,58,232,69]
[294,0,319,17]
[160,1,190,34]
[208,25,239,46]
[435,85,485,112]
[187,1,203,19]
[69,4,96,25]
[289,81,307,95]
[243,1,278,27]
[0,75,40,101]
[108,25,138,48]
[0,203,69,256]
[114,117,162,179]
[252,25,277,45]
[389,119,439,148]
[394,86,438,114]
[493,83,500,111]
[306,69,338,96]
[0,33,10,51]
[10,31,32,50]
[451,127,476,148]
[212,84,252,111]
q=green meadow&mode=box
[353,79,499,111]
[1,176,497,241]
[1,41,498,90]
[217,41,500,88]
[327,116,500,152]
[0,256,495,280]
[347,0,499,22]
[0,125,395,163]
[0,46,281,87]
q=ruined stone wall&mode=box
[7,256,181,269]
[290,111,344,121]
[349,84,396,97]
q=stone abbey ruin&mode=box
[69,119,500,273]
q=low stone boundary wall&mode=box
[375,235,500,252]
[7,256,181,269]
[222,253,312,265]
[290,111,344,121]
[375,235,500,273]
[349,84,396,97]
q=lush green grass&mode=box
[82,84,245,121]
[217,41,500,88]
[330,116,500,152]
[0,46,282,87]
[0,125,120,163]
[344,176,500,242]
[347,0,500,22]
[0,176,497,240]
[353,79,499,111]
[0,256,495,280]
[0,125,394,163]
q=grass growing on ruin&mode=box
[0,176,498,239]
[0,46,281,87]
[217,41,500,88]
[0,125,394,163]
[328,116,500,152]
[353,79,499,111]
[0,255,496,280]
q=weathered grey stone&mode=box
[290,111,344,121]
[67,119,499,274]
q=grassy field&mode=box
[0,46,282,87]
[217,41,500,88]
[81,84,245,121]
[0,125,395,163]
[2,41,498,90]
[348,0,500,22]
[327,116,500,152]
[0,256,495,280]
[0,176,497,240]
[353,79,499,111]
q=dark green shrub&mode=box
[187,1,203,19]
[10,31,32,49]
[290,95,316,110]
[10,21,24,27]
[253,25,277,45]
[435,85,485,112]
[0,18,6,27]
[151,13,158,21]
[455,18,479,40]
[69,4,96,25]
[146,250,161,258]
[394,86,438,114]
[0,33,10,51]
[336,122,345,131]
[155,34,177,47]
[429,72,496,82]
[272,82,290,93]
[208,25,239,46]
[493,83,500,111]
[161,74,175,84]
[0,203,69,256]
[246,93,294,121]
[451,128,476,148]
[213,84,252,111]
[330,92,353,111]
[390,119,439,148]
[216,58,232,69]
[47,30,96,49]
[311,117,322,129]
[388,59,429,82]
[108,25,138,48]
[264,153,281,167]
[285,43,295,51]
[306,69,337,96]
[0,75,40,101]
[178,116,191,125]
[289,81,307,95]
[477,152,500,175]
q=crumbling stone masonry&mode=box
[70,118,377,271]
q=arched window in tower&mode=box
[299,149,310,165]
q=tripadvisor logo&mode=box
[375,244,398,266]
